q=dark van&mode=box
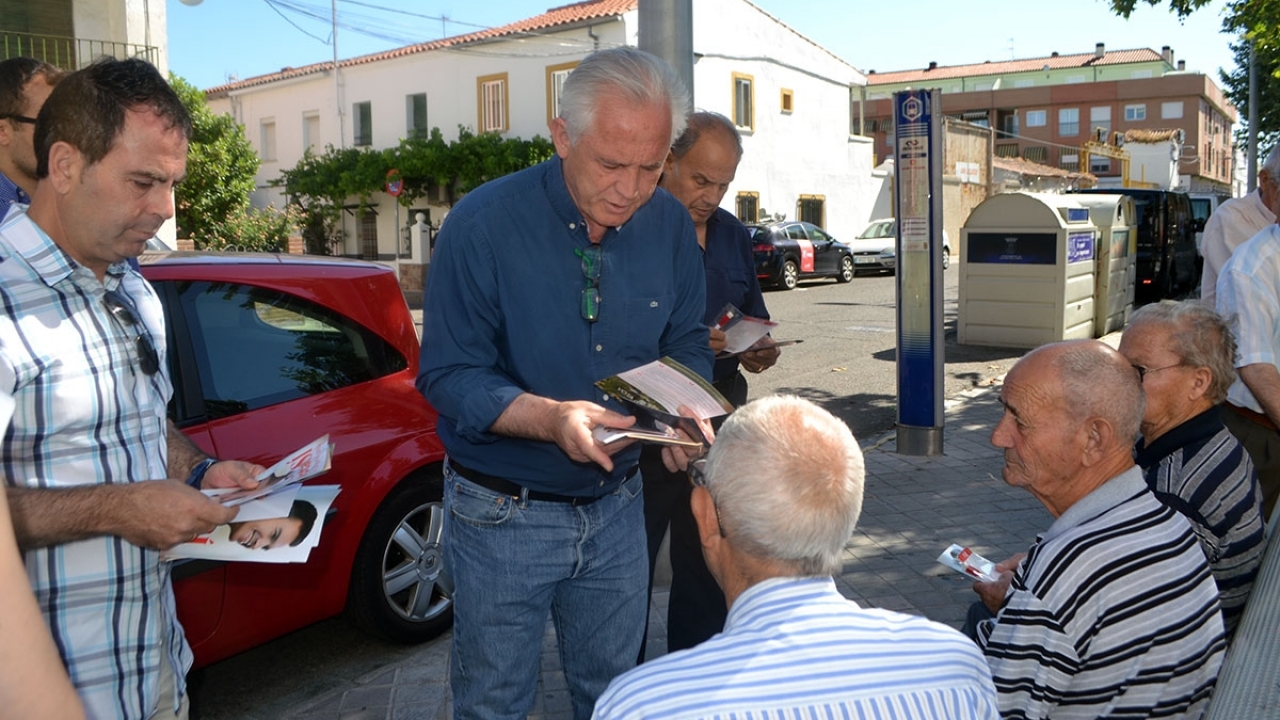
[1068,188,1198,303]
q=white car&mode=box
[848,218,951,274]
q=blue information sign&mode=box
[893,89,944,455]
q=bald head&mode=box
[992,340,1143,516]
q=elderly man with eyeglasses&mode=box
[0,58,264,720]
[595,395,999,720]
[418,47,712,720]
[1117,300,1265,638]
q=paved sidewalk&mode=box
[270,381,1050,720]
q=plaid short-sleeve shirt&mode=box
[0,205,189,720]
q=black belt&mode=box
[449,459,629,506]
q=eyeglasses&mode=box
[0,114,36,125]
[1131,362,1184,382]
[574,245,602,322]
[687,457,727,538]
[103,289,160,376]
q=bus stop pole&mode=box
[893,89,945,456]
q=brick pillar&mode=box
[287,234,305,255]
[176,238,196,252]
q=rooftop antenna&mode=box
[1008,38,1015,60]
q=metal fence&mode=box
[0,31,159,71]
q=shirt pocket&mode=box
[622,294,675,361]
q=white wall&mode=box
[691,0,874,239]
[210,19,634,261]
[206,0,879,258]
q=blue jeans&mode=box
[443,461,648,720]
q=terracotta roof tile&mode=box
[866,48,1164,86]
[993,155,1096,182]
[1124,128,1183,143]
[205,0,639,97]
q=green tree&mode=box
[277,127,554,252]
[170,75,261,245]
[1107,0,1213,19]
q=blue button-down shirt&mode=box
[0,170,30,208]
[418,157,711,495]
[704,207,768,382]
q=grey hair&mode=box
[701,395,865,576]
[671,111,742,160]
[1263,144,1280,178]
[558,46,689,146]
[1044,340,1145,446]
[1129,300,1238,404]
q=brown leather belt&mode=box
[1226,402,1278,432]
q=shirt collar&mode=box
[1134,405,1224,468]
[1042,465,1147,541]
[0,170,29,207]
[0,204,129,288]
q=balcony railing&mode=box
[0,31,159,71]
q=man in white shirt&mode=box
[1217,175,1280,519]
[1201,146,1280,305]
[595,395,998,720]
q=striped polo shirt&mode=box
[1135,406,1265,637]
[977,466,1226,720]
[0,206,189,719]
[594,576,999,719]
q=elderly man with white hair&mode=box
[595,395,999,720]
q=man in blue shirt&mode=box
[596,395,999,720]
[418,47,712,720]
[640,112,779,658]
[0,58,63,209]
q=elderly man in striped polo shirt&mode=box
[595,395,999,720]
[975,340,1226,719]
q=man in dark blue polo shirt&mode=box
[417,48,712,720]
[639,112,780,657]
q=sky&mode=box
[167,0,1239,92]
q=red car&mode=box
[141,251,450,668]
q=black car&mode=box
[749,221,855,290]
[1069,188,1199,302]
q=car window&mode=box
[785,225,808,241]
[808,226,832,243]
[175,281,408,418]
[858,221,894,239]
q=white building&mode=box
[205,0,876,290]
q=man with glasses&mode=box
[0,58,262,720]
[419,47,712,720]
[1116,300,1264,637]
[0,57,63,208]
[595,395,999,719]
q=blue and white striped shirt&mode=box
[594,576,999,720]
[0,205,188,720]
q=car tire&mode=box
[836,256,854,283]
[780,260,799,290]
[942,248,951,270]
[346,468,453,643]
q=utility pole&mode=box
[637,0,693,105]
[333,0,345,149]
